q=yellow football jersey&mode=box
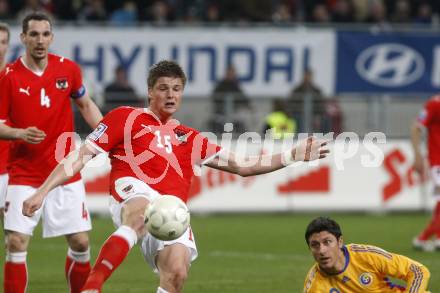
[303,243,430,293]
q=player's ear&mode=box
[338,236,344,248]
[20,32,25,44]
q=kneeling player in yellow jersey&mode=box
[303,217,431,293]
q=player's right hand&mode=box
[294,136,330,161]
[22,192,45,217]
[17,126,46,144]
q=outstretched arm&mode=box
[410,120,425,175]
[205,136,329,177]
[22,143,98,216]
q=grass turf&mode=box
[1,213,439,292]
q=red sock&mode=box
[81,236,131,291]
[66,255,91,293]
[4,258,27,293]
[419,202,440,240]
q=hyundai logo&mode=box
[355,43,424,87]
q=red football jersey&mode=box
[0,70,9,175]
[0,54,85,186]
[418,95,440,166]
[86,107,222,203]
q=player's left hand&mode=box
[22,191,45,217]
[293,136,330,161]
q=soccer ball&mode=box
[144,195,190,241]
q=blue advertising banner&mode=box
[6,27,335,97]
[336,31,440,93]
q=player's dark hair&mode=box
[305,217,342,245]
[0,22,10,42]
[147,60,187,89]
[22,12,53,33]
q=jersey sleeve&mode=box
[0,73,12,122]
[190,131,223,165]
[384,253,430,293]
[362,245,431,293]
[303,266,321,293]
[70,62,86,99]
[417,98,440,128]
[85,107,129,153]
[417,107,429,128]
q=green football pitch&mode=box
[1,213,439,292]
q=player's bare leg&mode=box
[156,243,191,293]
[414,186,440,251]
[81,197,148,293]
[0,207,5,246]
[65,232,91,293]
[4,231,31,293]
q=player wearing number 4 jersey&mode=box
[0,22,10,231]
[22,60,329,293]
[0,13,103,293]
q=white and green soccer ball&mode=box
[144,195,190,241]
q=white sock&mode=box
[67,247,90,263]
[113,225,138,248]
[157,287,170,293]
[6,251,27,263]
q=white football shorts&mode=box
[4,180,92,237]
[109,176,198,273]
[140,226,197,273]
[0,173,8,209]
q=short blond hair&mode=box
[147,60,187,89]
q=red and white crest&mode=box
[56,77,69,90]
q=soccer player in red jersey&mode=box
[411,95,440,251]
[22,60,329,293]
[0,22,10,226]
[0,13,103,293]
